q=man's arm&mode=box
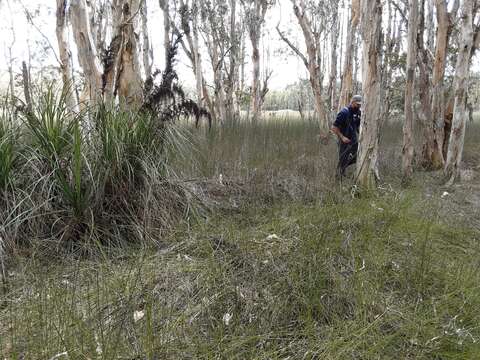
[331,109,351,144]
[331,125,351,144]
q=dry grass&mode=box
[2,112,480,358]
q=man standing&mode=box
[331,95,362,177]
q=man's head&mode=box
[350,95,362,110]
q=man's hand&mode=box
[331,125,351,144]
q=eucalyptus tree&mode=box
[356,0,383,187]
[173,0,229,121]
[141,0,153,79]
[70,0,103,105]
[338,0,360,110]
[427,0,460,168]
[104,0,143,106]
[70,0,144,106]
[195,0,245,123]
[159,0,172,65]
[241,0,274,121]
[277,0,334,134]
[402,0,419,180]
[56,0,76,109]
[444,0,480,183]
[327,0,339,113]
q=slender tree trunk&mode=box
[21,61,32,112]
[192,2,204,107]
[87,0,108,59]
[226,0,238,121]
[338,9,345,92]
[379,1,395,123]
[328,4,339,116]
[426,0,435,49]
[103,0,143,106]
[177,0,204,107]
[233,22,244,119]
[416,0,433,168]
[141,0,152,79]
[402,0,418,180]
[96,0,108,55]
[240,32,246,96]
[293,1,327,132]
[159,0,171,66]
[428,0,459,168]
[444,0,475,183]
[7,66,13,105]
[116,0,143,107]
[338,0,360,110]
[247,0,268,121]
[202,80,216,123]
[70,0,103,105]
[357,0,383,188]
[207,33,227,124]
[56,0,77,110]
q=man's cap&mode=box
[351,95,362,104]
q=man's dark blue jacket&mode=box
[333,106,361,143]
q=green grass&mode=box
[0,88,197,254]
[2,190,480,358]
[2,97,480,358]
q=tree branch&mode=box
[18,0,62,66]
[276,25,308,68]
[389,0,408,25]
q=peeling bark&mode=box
[244,0,269,121]
[402,0,418,180]
[356,0,383,188]
[102,0,143,107]
[328,4,339,115]
[70,0,103,105]
[141,0,153,79]
[338,0,360,110]
[159,0,171,66]
[56,0,77,110]
[428,0,459,168]
[445,0,476,183]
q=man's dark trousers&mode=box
[337,141,358,177]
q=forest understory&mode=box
[1,116,480,359]
[1,0,480,357]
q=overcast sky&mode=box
[0,0,315,91]
[1,0,478,92]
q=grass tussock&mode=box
[0,87,200,258]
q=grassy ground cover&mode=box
[1,111,480,359]
[2,191,480,358]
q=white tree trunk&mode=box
[428,0,459,168]
[192,2,204,107]
[356,0,382,188]
[247,0,268,121]
[339,0,360,110]
[116,0,143,107]
[226,0,238,121]
[402,0,418,180]
[159,0,171,66]
[291,1,328,132]
[444,0,475,183]
[141,0,153,79]
[56,0,77,110]
[328,5,339,115]
[70,0,103,105]
[102,0,143,107]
